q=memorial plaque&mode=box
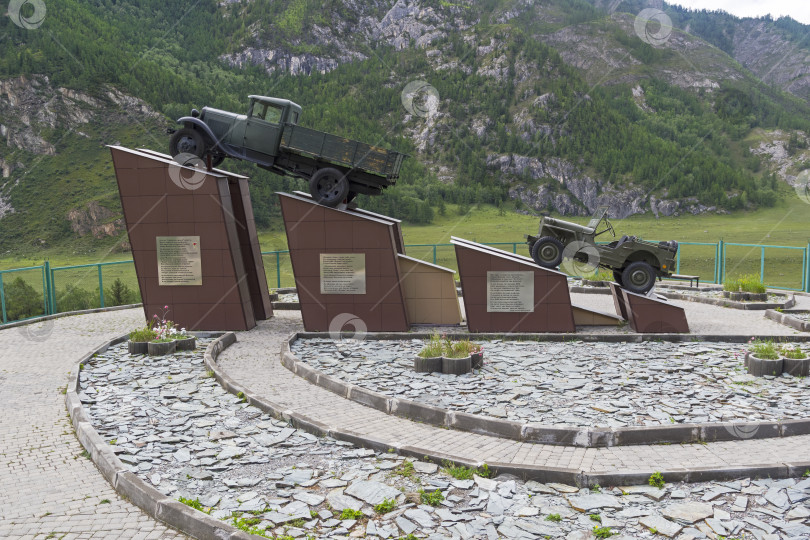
[320,253,366,294]
[156,236,202,286]
[487,271,534,312]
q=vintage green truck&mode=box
[168,95,407,207]
[526,206,679,294]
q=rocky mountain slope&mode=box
[2,0,810,255]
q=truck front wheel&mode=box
[309,168,350,207]
[530,236,564,268]
[169,128,205,159]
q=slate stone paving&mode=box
[78,340,810,539]
[291,339,810,428]
[661,288,790,304]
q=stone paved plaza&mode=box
[0,310,186,539]
[1,292,809,539]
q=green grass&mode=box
[374,498,397,515]
[339,508,364,520]
[545,513,562,522]
[418,489,445,506]
[749,339,780,359]
[4,189,810,292]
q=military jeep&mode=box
[526,206,678,294]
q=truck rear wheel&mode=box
[169,128,205,159]
[309,167,350,207]
[621,261,656,295]
[530,236,564,268]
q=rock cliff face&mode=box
[0,74,161,222]
[731,20,810,104]
[490,153,715,218]
[67,201,124,239]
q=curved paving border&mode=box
[281,332,810,449]
[65,333,261,540]
[766,309,810,332]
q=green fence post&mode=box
[276,251,281,289]
[50,267,57,313]
[676,247,681,274]
[760,246,765,284]
[804,242,810,292]
[433,245,437,265]
[41,263,49,315]
[512,243,517,254]
[719,240,725,284]
[98,264,105,308]
[0,273,7,324]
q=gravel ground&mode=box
[79,342,810,540]
[291,338,810,427]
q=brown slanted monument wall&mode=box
[278,192,409,332]
[452,238,576,333]
[110,146,272,331]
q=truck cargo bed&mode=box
[280,124,405,179]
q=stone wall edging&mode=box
[765,309,810,332]
[281,332,810,448]
[661,292,796,311]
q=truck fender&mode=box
[175,117,225,153]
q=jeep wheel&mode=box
[169,128,206,158]
[530,236,564,268]
[612,270,624,287]
[309,167,350,208]
[622,261,656,295]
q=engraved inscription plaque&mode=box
[487,271,534,312]
[320,253,366,294]
[157,236,202,286]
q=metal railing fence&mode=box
[2,239,809,325]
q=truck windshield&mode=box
[251,102,282,124]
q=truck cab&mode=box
[242,96,302,161]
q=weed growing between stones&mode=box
[545,513,562,522]
[649,471,665,488]
[339,508,363,520]
[419,488,444,506]
[592,525,615,538]
[179,496,210,514]
[374,497,397,515]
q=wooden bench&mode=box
[669,274,700,287]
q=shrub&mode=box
[724,274,766,294]
[418,334,444,358]
[105,278,138,306]
[3,277,46,321]
[781,345,807,360]
[129,327,158,342]
[749,339,779,359]
[57,284,97,312]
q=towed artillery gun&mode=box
[526,206,678,294]
[168,95,406,207]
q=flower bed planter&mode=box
[784,357,810,377]
[442,355,472,375]
[723,291,768,302]
[745,351,783,377]
[148,340,177,356]
[413,355,442,373]
[128,340,149,355]
[173,336,197,351]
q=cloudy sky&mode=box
[670,0,810,24]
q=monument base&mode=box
[608,282,689,333]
